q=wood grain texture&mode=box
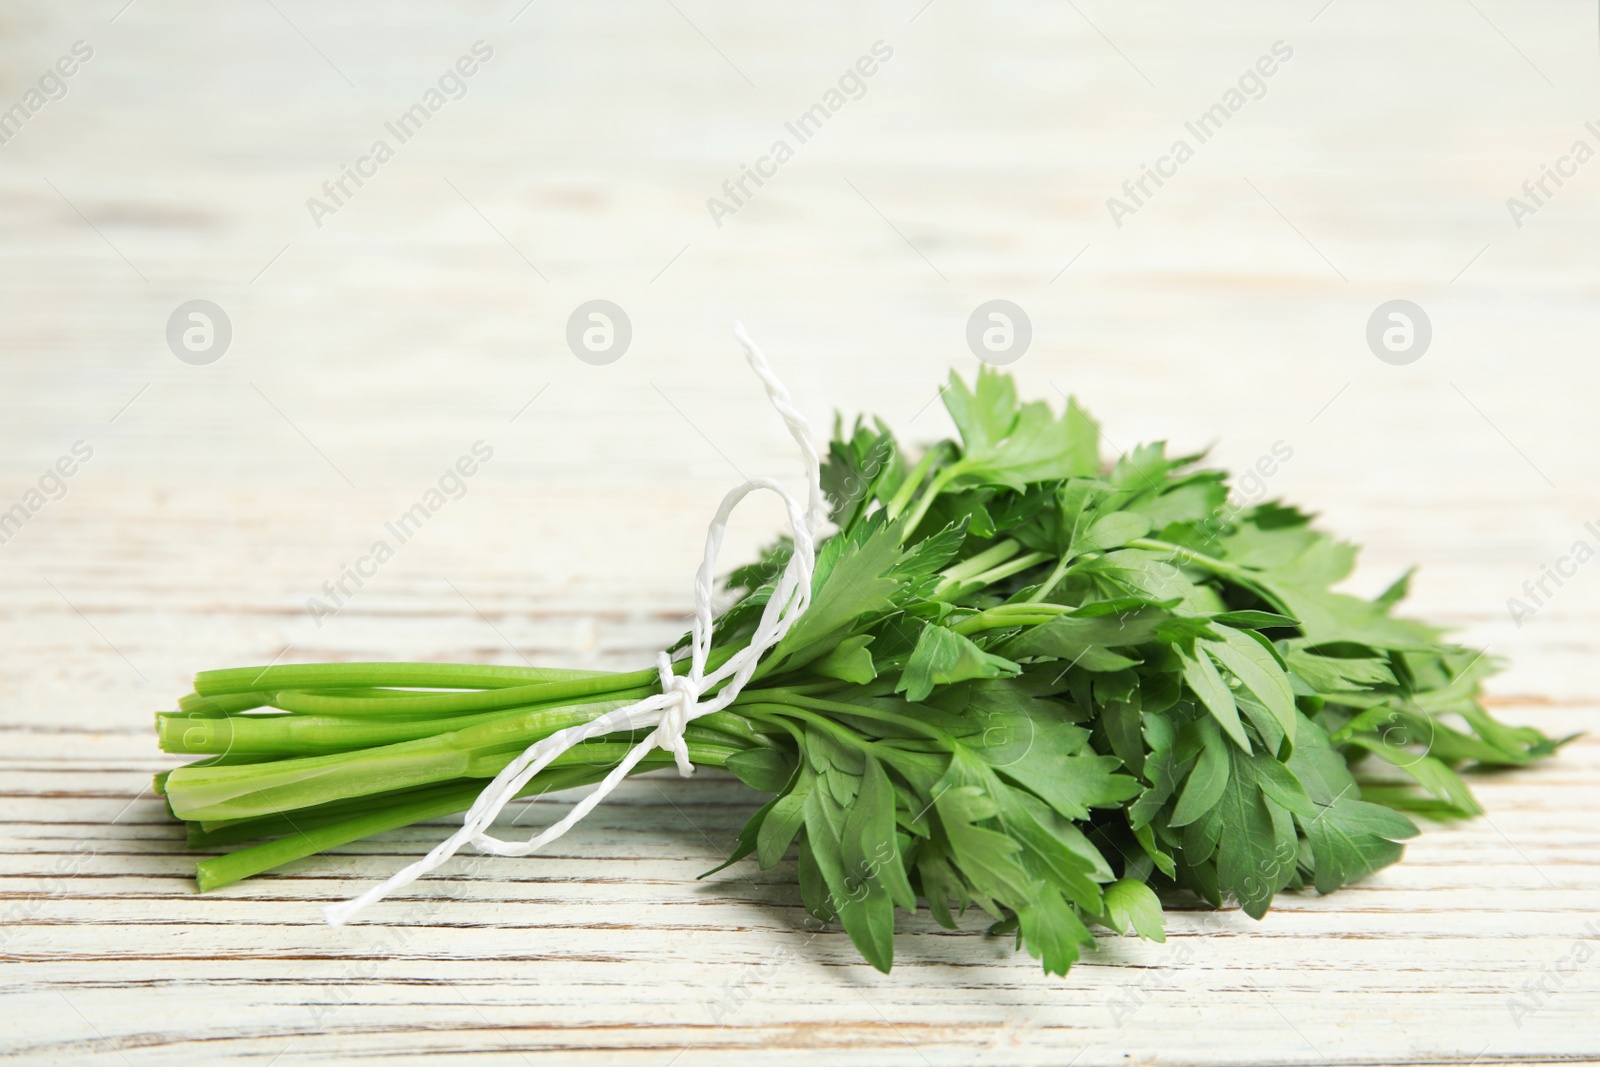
[2,0,1598,1063]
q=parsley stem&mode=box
[731,704,807,747]
[1126,537,1292,615]
[158,688,659,757]
[957,550,1050,590]
[884,442,949,522]
[1021,553,1077,604]
[737,701,864,745]
[950,602,1072,636]
[163,698,641,822]
[899,464,962,539]
[195,662,616,695]
[938,540,1020,583]
[742,689,954,745]
[266,671,660,717]
[736,701,907,762]
[190,754,725,892]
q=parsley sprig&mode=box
[155,367,1565,974]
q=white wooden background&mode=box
[2,0,1597,1062]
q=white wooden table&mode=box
[2,1,1597,1062]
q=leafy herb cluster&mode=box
[155,368,1562,974]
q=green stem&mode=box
[464,738,738,777]
[741,689,954,745]
[191,754,716,892]
[178,692,272,715]
[690,710,780,748]
[1021,553,1078,604]
[731,704,808,747]
[195,662,617,696]
[192,778,467,840]
[939,540,1020,584]
[950,602,1072,636]
[1127,538,1291,614]
[936,549,1050,601]
[958,551,1050,589]
[268,671,658,717]
[735,701,898,758]
[195,784,490,891]
[899,465,961,540]
[884,442,948,522]
[163,698,635,822]
[159,688,658,757]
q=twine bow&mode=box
[324,323,821,926]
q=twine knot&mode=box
[654,651,702,776]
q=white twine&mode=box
[324,323,823,926]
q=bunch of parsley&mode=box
[155,368,1562,975]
